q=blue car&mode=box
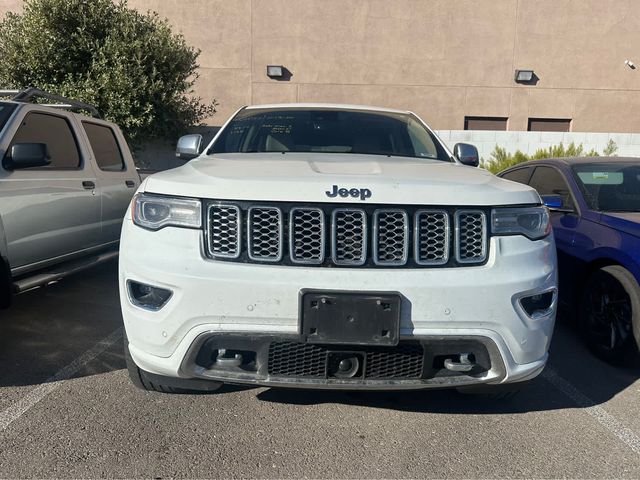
[498,157,640,364]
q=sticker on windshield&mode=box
[577,171,623,185]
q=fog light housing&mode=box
[127,280,173,311]
[519,290,556,319]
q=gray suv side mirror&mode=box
[453,143,480,167]
[176,134,203,160]
[3,143,51,170]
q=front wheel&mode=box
[0,258,12,309]
[124,337,223,394]
[581,265,640,364]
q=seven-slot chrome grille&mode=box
[205,202,488,267]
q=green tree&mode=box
[0,0,215,147]
[481,141,612,174]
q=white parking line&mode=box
[0,327,123,432]
[542,367,640,454]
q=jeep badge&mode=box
[325,185,372,201]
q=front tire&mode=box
[581,265,640,364]
[0,257,12,309]
[124,337,223,394]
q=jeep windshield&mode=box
[0,102,16,132]
[208,108,451,161]
[573,162,640,212]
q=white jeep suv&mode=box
[120,104,557,394]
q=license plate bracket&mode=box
[300,291,401,346]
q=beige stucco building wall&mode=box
[2,0,640,132]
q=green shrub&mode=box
[603,138,619,156]
[0,0,216,147]
[482,141,614,174]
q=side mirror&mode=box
[541,195,563,209]
[176,134,203,160]
[540,194,575,213]
[3,143,51,170]
[453,143,480,167]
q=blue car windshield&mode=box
[208,108,451,161]
[573,163,640,212]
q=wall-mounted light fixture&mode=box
[515,69,535,83]
[267,65,285,78]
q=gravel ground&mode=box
[1,261,639,479]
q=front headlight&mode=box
[491,206,551,240]
[132,193,202,230]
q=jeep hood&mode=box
[143,153,540,206]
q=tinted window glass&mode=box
[0,102,16,131]
[501,167,532,185]
[528,118,571,132]
[83,122,125,171]
[573,163,640,212]
[9,112,80,169]
[529,166,574,209]
[209,109,450,161]
[464,117,508,131]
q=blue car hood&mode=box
[600,212,640,238]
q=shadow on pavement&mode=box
[0,260,125,388]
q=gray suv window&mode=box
[0,102,17,131]
[9,112,81,169]
[83,122,125,171]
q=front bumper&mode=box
[176,333,548,390]
[120,224,557,390]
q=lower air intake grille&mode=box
[268,342,326,377]
[267,342,425,379]
[365,344,424,378]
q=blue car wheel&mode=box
[582,265,640,364]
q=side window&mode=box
[501,168,532,185]
[8,112,81,169]
[529,166,575,210]
[82,122,125,171]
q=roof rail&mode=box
[2,87,101,118]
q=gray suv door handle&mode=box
[125,180,135,188]
[82,181,95,190]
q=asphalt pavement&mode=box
[1,260,639,478]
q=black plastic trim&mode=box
[180,333,503,389]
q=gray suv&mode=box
[0,88,140,308]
